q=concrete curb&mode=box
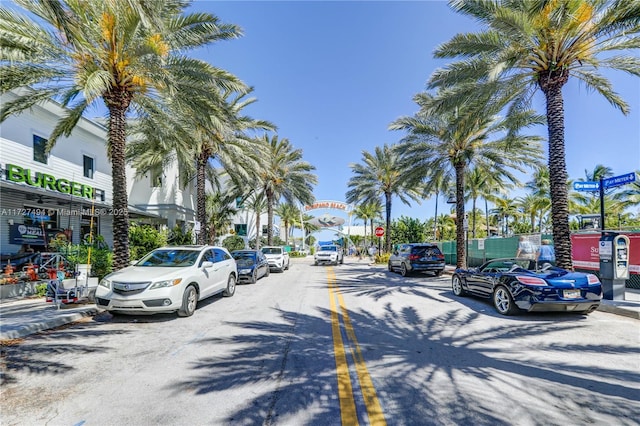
[0,305,100,340]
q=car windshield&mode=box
[233,252,256,265]
[137,249,200,267]
[320,246,337,252]
[262,247,282,255]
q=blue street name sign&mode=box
[602,172,637,189]
[573,181,600,191]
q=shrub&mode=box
[375,252,390,264]
[35,282,48,297]
[129,223,167,260]
[222,235,245,252]
[168,225,193,245]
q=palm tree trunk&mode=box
[266,189,274,245]
[196,149,208,245]
[254,210,261,250]
[105,97,131,270]
[541,77,572,270]
[384,191,392,253]
[433,190,439,240]
[455,162,466,268]
[472,197,477,238]
[485,198,490,237]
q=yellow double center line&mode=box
[327,268,387,426]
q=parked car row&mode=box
[95,245,291,317]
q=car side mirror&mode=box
[202,261,213,269]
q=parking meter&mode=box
[599,232,629,300]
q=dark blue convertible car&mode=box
[451,258,602,315]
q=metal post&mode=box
[600,177,605,235]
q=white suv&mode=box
[95,246,237,317]
[261,246,290,272]
[314,245,344,266]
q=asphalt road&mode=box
[2,257,639,426]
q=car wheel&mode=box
[401,263,411,277]
[286,261,290,270]
[340,257,344,264]
[223,274,236,297]
[451,275,467,296]
[388,261,393,272]
[265,267,270,277]
[178,285,197,317]
[250,270,257,284]
[434,270,443,277]
[493,285,518,316]
[314,261,318,266]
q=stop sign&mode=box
[375,226,385,237]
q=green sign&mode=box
[5,164,97,200]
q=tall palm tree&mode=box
[346,144,419,253]
[257,134,317,245]
[430,0,640,269]
[128,89,273,245]
[391,92,544,267]
[1,0,245,269]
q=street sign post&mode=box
[375,227,384,237]
[573,181,600,191]
[603,172,637,189]
[598,172,638,232]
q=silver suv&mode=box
[314,245,344,266]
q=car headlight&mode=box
[239,268,251,274]
[99,278,111,289]
[149,278,182,289]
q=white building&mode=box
[0,90,284,255]
[0,90,196,253]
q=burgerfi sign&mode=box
[4,163,96,200]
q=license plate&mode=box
[563,290,581,299]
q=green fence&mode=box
[438,235,639,290]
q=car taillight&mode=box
[587,274,601,284]
[408,254,420,261]
[436,254,444,260]
[515,276,547,286]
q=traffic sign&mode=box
[375,226,385,237]
[603,172,637,188]
[573,181,600,191]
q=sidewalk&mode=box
[1,297,101,340]
[1,273,638,340]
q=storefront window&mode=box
[23,205,57,229]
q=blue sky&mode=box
[190,1,640,242]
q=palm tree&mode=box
[491,197,519,237]
[421,171,453,241]
[391,92,544,267]
[128,89,274,245]
[346,144,420,253]
[257,134,317,245]
[430,0,640,269]
[1,0,245,269]
[205,190,238,244]
[274,202,300,246]
[352,200,384,248]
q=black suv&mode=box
[388,243,445,277]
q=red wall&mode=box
[571,232,640,274]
